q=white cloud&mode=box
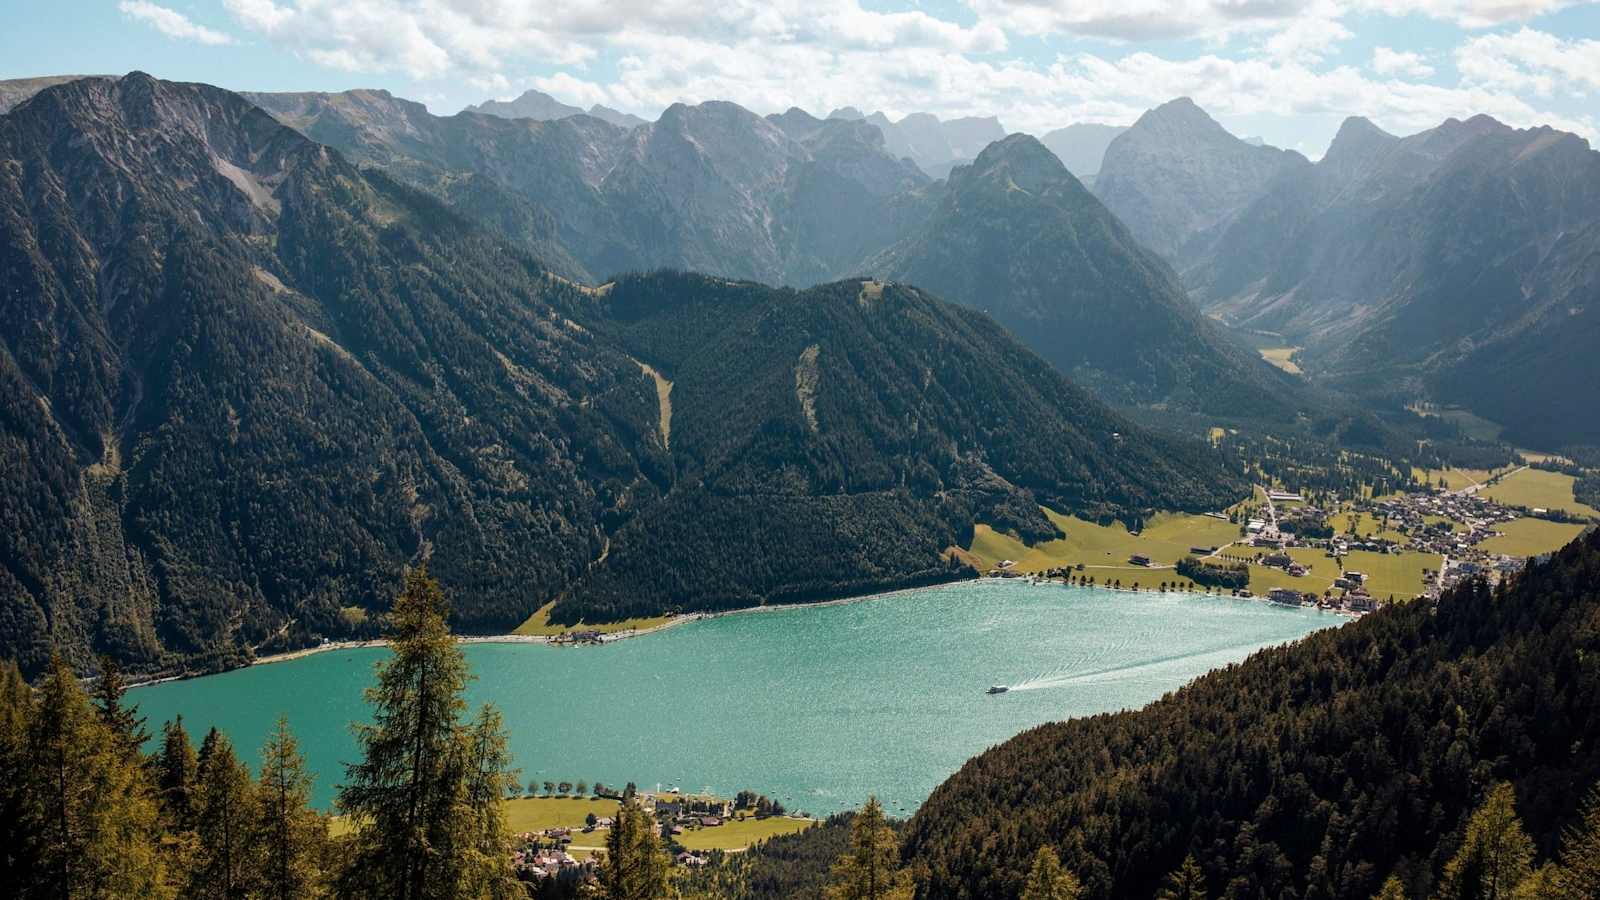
[219,0,1001,83]
[205,0,1596,148]
[1456,27,1600,95]
[531,73,611,108]
[1372,46,1436,76]
[965,0,1583,44]
[119,1,235,45]
[1353,0,1580,28]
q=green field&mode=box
[673,816,816,851]
[514,602,675,637]
[1327,511,1408,543]
[1480,469,1599,518]
[1479,518,1588,557]
[1411,466,1505,492]
[504,796,621,833]
[969,509,1240,573]
[1206,545,1436,600]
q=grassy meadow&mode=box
[1480,469,1599,518]
[514,602,675,638]
[1480,518,1588,557]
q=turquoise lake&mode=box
[131,580,1338,815]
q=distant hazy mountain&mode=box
[1094,98,1307,266]
[0,74,1238,674]
[827,106,1006,177]
[1038,122,1127,181]
[1190,113,1600,446]
[460,89,648,129]
[588,104,648,128]
[466,88,584,120]
[863,134,1304,418]
[248,90,928,286]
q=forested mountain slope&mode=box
[0,75,1241,676]
[554,274,1244,624]
[863,134,1307,419]
[0,72,672,677]
[904,526,1600,899]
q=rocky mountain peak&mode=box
[1320,116,1398,175]
[963,133,1074,195]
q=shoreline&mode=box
[129,575,1345,689]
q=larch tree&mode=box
[1021,845,1083,900]
[337,566,512,900]
[459,705,520,900]
[1437,782,1535,900]
[1549,785,1600,900]
[255,715,328,900]
[824,797,911,900]
[18,655,169,899]
[191,729,259,899]
[1371,874,1407,900]
[1156,855,1208,900]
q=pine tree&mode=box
[191,729,259,899]
[156,715,201,832]
[1372,875,1407,900]
[1438,782,1535,900]
[1021,846,1082,900]
[599,799,670,900]
[18,655,170,898]
[1157,855,1208,900]
[255,715,328,900]
[94,653,149,758]
[337,566,510,900]
[1548,785,1600,900]
[825,797,911,900]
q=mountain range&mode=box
[246,87,934,289]
[1086,96,1600,447]
[0,73,1239,676]
[463,88,649,128]
[824,107,1007,178]
[239,86,1304,420]
[863,134,1305,418]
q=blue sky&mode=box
[3,1,1597,156]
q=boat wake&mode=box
[1001,638,1287,692]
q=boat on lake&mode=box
[987,685,1009,695]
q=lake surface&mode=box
[132,580,1338,815]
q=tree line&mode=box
[0,567,681,900]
